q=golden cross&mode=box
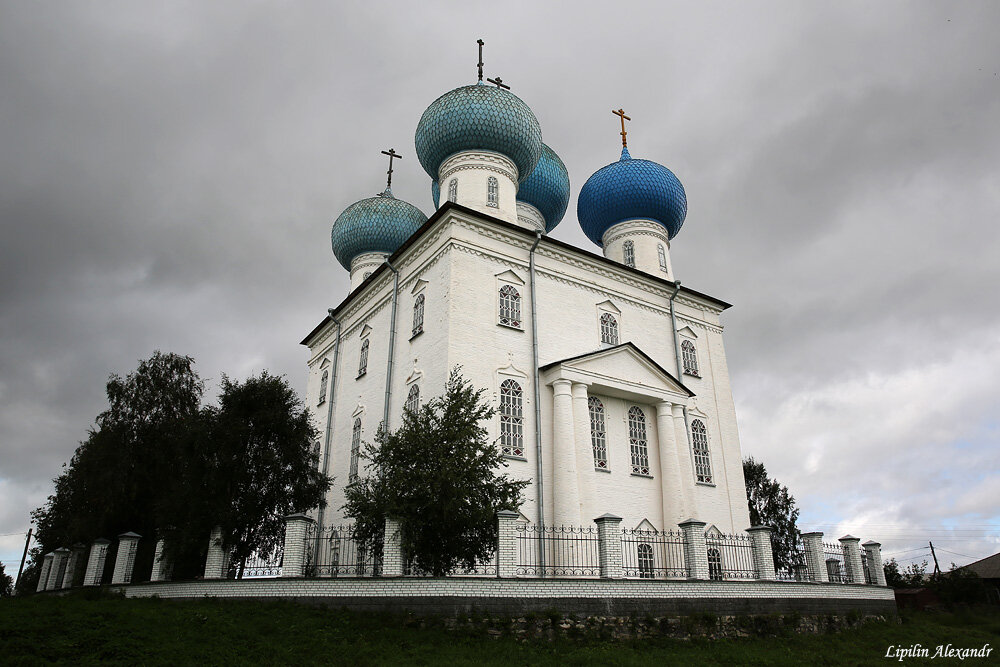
[612,108,631,147]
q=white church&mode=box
[301,62,752,539]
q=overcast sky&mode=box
[1,1,998,573]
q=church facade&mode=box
[301,67,752,538]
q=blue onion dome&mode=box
[517,143,570,232]
[431,180,440,209]
[415,83,543,183]
[577,146,688,246]
[330,188,428,270]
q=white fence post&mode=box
[496,511,519,578]
[747,526,776,580]
[83,539,111,586]
[36,553,54,592]
[62,543,87,589]
[800,531,828,583]
[50,548,70,589]
[594,514,623,579]
[111,532,141,584]
[840,535,865,584]
[150,538,173,582]
[863,540,887,586]
[382,518,403,577]
[280,513,315,578]
[204,527,229,579]
[679,519,709,580]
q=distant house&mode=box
[958,552,1000,604]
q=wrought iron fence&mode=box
[823,542,848,583]
[704,531,759,580]
[236,547,284,578]
[516,524,601,577]
[403,552,497,577]
[307,524,383,577]
[621,528,688,579]
[861,546,874,584]
[774,540,811,581]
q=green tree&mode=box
[161,372,331,578]
[343,368,528,576]
[0,562,13,597]
[884,558,928,588]
[743,456,801,572]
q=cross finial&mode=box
[612,108,631,147]
[381,148,402,189]
[487,76,510,90]
[477,39,485,82]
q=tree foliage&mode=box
[0,562,13,597]
[743,456,801,572]
[343,368,528,576]
[883,558,927,588]
[30,353,331,582]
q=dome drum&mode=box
[601,219,674,280]
[515,201,545,232]
[436,150,519,224]
[349,252,388,292]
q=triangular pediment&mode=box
[677,326,698,339]
[359,324,372,339]
[495,269,525,285]
[596,299,621,315]
[410,279,428,295]
[540,342,694,401]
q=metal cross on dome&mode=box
[381,148,402,189]
[612,108,631,147]
[487,76,510,90]
[477,39,485,82]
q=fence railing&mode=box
[307,524,383,577]
[861,546,874,584]
[516,524,601,577]
[621,528,688,579]
[823,542,848,583]
[705,531,759,580]
[774,541,811,582]
[403,553,498,577]
[236,547,284,578]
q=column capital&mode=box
[747,525,774,534]
[671,403,686,418]
[838,534,860,543]
[862,540,881,548]
[678,518,707,529]
[551,378,573,394]
[593,513,622,524]
[570,382,589,398]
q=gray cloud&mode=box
[1,0,998,566]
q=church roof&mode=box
[301,202,731,347]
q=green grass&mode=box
[1,593,997,666]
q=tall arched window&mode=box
[499,379,523,457]
[498,285,521,328]
[623,240,635,267]
[638,543,655,579]
[358,339,369,377]
[487,176,499,207]
[681,340,699,376]
[588,396,607,469]
[657,244,668,272]
[628,406,650,476]
[349,418,362,482]
[318,370,329,406]
[708,547,723,580]
[412,293,425,336]
[447,178,457,202]
[405,384,420,414]
[691,419,713,484]
[600,313,619,345]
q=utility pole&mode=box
[929,541,941,575]
[15,528,32,594]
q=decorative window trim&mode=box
[349,417,362,483]
[588,396,608,470]
[486,175,499,207]
[317,369,329,406]
[623,240,635,268]
[691,418,714,485]
[411,293,425,338]
[681,339,700,377]
[657,243,668,273]
[498,284,522,330]
[637,543,655,579]
[447,178,457,203]
[499,379,525,459]
[357,339,369,378]
[599,312,619,346]
[628,405,651,476]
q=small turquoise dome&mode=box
[431,180,440,209]
[577,147,687,246]
[415,83,542,183]
[331,189,428,270]
[517,143,570,232]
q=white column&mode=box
[83,539,111,586]
[204,527,229,579]
[747,526,776,580]
[864,541,887,586]
[567,382,590,526]
[656,401,684,528]
[551,379,579,528]
[496,510,519,578]
[801,531,828,583]
[62,543,87,589]
[438,150,519,225]
[679,519,709,580]
[594,514,624,579]
[50,548,70,589]
[840,535,865,584]
[382,518,403,577]
[150,538,172,582]
[671,404,694,519]
[111,532,141,585]
[280,513,315,578]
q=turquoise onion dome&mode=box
[415,83,543,183]
[330,188,428,270]
[516,143,570,232]
[431,180,440,209]
[577,146,687,246]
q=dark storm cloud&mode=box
[1,1,998,563]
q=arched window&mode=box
[349,418,362,482]
[487,176,499,207]
[358,339,369,377]
[499,379,524,457]
[498,285,521,328]
[318,370,329,406]
[623,240,635,267]
[708,547,723,580]
[628,406,650,476]
[447,178,457,202]
[588,396,607,469]
[691,419,713,484]
[600,313,619,345]
[657,244,668,272]
[638,543,655,579]
[405,384,420,414]
[412,294,425,337]
[681,340,699,376]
